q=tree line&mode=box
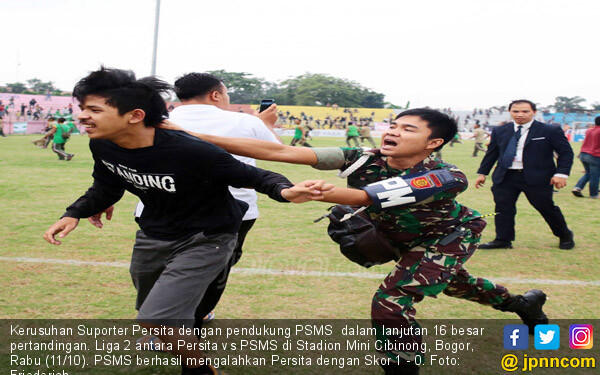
[1,72,396,108]
[205,70,395,108]
[2,73,599,112]
[0,79,65,96]
[549,96,600,112]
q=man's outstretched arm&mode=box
[44,153,125,245]
[44,180,124,245]
[161,121,318,165]
[314,168,468,210]
[314,186,372,206]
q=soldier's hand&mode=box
[281,180,335,203]
[88,205,114,228]
[43,217,80,245]
[475,175,486,189]
[304,180,336,200]
[550,176,567,189]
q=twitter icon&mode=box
[535,324,560,350]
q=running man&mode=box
[43,67,331,375]
[163,108,548,375]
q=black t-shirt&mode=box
[63,129,292,240]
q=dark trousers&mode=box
[346,136,360,147]
[473,142,485,156]
[193,219,256,331]
[492,170,570,242]
[575,152,600,197]
[52,142,69,159]
[290,138,312,147]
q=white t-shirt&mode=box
[135,104,280,221]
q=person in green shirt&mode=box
[346,122,360,147]
[66,118,79,134]
[48,117,74,161]
[448,131,462,147]
[290,118,312,147]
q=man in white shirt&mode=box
[137,73,282,326]
[475,100,574,250]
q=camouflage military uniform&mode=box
[315,147,511,363]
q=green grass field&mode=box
[0,134,598,374]
[0,134,598,319]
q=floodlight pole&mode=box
[151,0,161,76]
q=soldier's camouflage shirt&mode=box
[314,147,481,249]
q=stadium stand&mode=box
[2,92,596,141]
[274,105,395,122]
[542,112,598,125]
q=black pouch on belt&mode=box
[323,205,405,268]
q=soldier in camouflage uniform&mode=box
[163,108,548,375]
[332,146,509,371]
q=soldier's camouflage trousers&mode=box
[371,218,510,363]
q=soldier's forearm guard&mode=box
[361,169,463,211]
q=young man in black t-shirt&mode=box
[43,67,331,375]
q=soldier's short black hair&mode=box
[174,73,223,101]
[595,116,600,126]
[395,108,457,151]
[509,99,536,111]
[73,66,171,127]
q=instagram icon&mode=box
[569,325,593,349]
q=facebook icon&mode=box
[504,324,529,349]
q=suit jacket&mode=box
[477,120,573,186]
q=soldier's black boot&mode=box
[381,361,420,375]
[494,289,548,333]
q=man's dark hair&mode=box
[72,67,171,127]
[509,99,536,111]
[174,73,223,101]
[57,117,65,123]
[595,116,600,126]
[395,108,458,151]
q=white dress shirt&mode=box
[509,120,568,178]
[508,120,533,170]
[135,104,280,221]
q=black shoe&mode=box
[494,290,548,333]
[479,240,512,249]
[572,189,584,197]
[559,230,575,250]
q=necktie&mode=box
[500,125,522,168]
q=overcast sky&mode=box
[2,0,599,109]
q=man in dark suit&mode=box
[475,99,575,249]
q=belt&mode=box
[507,169,523,173]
